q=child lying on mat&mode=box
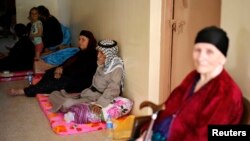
[49,39,130,124]
[63,96,133,124]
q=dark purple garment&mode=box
[68,104,90,124]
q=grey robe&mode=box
[49,65,123,112]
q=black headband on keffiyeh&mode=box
[96,39,118,60]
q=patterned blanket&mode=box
[36,94,106,135]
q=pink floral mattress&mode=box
[36,94,106,135]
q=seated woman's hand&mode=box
[90,104,102,115]
[54,67,63,79]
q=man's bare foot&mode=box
[8,88,25,96]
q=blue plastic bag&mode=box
[41,47,79,66]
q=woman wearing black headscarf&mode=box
[136,26,243,141]
[9,30,97,97]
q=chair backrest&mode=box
[241,97,250,124]
[129,115,151,140]
[129,101,164,140]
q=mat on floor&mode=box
[36,94,106,135]
[0,70,33,82]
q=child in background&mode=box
[29,7,43,60]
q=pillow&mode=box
[102,96,134,120]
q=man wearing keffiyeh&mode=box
[48,39,125,124]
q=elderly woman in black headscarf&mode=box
[136,26,243,141]
[9,30,97,97]
[48,39,125,123]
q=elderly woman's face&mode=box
[97,50,106,65]
[193,43,225,74]
[78,35,89,50]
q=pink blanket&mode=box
[0,70,33,82]
[36,94,106,135]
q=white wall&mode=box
[16,0,69,26]
[221,0,250,100]
[148,0,162,108]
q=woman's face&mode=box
[97,50,106,65]
[193,43,225,74]
[78,35,89,50]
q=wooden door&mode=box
[159,0,221,102]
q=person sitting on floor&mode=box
[0,23,35,72]
[48,39,125,123]
[136,26,243,141]
[8,30,97,97]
